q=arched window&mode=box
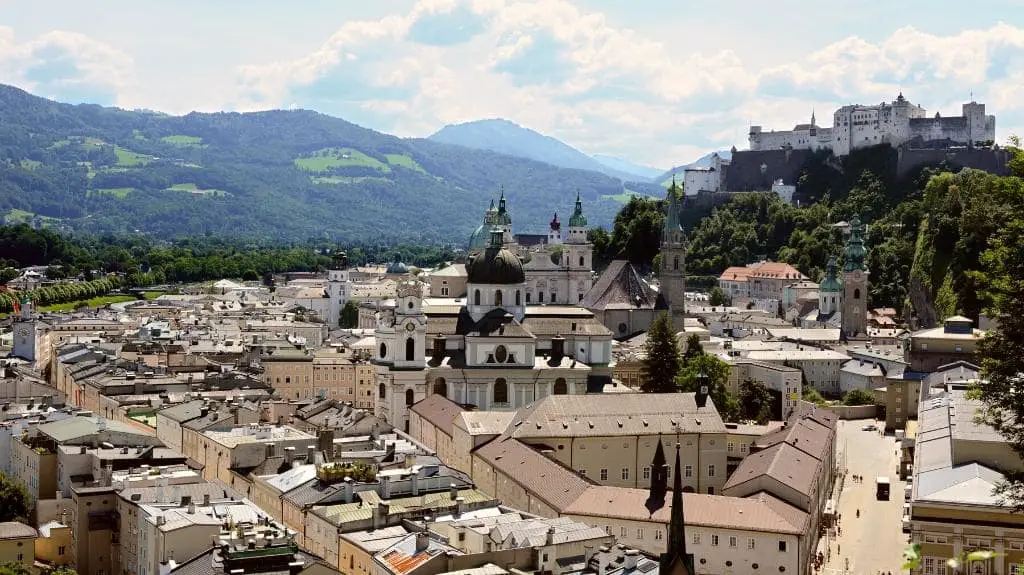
[673,256,679,271]
[579,256,584,267]
[433,378,447,396]
[515,290,521,306]
[405,337,415,361]
[379,343,388,359]
[378,383,386,399]
[853,288,861,300]
[474,289,481,305]
[493,378,508,404]
[554,378,568,395]
[405,389,415,406]
[495,290,503,306]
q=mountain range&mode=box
[0,85,686,244]
[428,119,663,181]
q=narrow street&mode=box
[820,419,909,574]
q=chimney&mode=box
[156,515,166,526]
[624,549,640,570]
[343,477,354,502]
[265,443,276,458]
[411,471,420,496]
[203,494,210,506]
[372,502,389,530]
[449,483,458,500]
[380,475,391,499]
[551,336,565,363]
[80,445,88,454]
[455,496,465,518]
[187,502,196,514]
[317,429,335,456]
[432,335,446,362]
[545,526,556,546]
[595,548,609,575]
[200,407,209,418]
[584,545,595,564]
[415,532,430,553]
[284,446,296,464]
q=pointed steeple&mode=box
[811,109,816,127]
[660,444,694,575]
[496,188,512,225]
[662,180,683,245]
[842,215,867,272]
[569,190,587,228]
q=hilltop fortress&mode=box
[680,93,1005,201]
[748,93,995,156]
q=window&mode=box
[643,466,651,480]
[692,533,701,545]
[748,538,756,550]
[579,469,587,476]
[554,378,568,395]
[684,465,693,478]
[740,443,748,453]
[600,468,609,481]
[1010,565,1024,575]
[579,256,585,267]
[727,442,734,452]
[495,290,503,306]
[538,292,544,303]
[711,534,719,547]
[620,527,628,538]
[405,337,416,361]
[515,290,521,306]
[921,343,928,351]
[708,464,716,478]
[729,536,737,548]
[550,292,556,303]
[673,256,679,270]
[621,468,630,480]
[441,286,449,296]
[495,345,509,363]
[778,541,787,552]
[707,486,715,495]
[474,289,481,305]
[493,378,508,403]
[378,383,386,399]
[59,546,66,556]
[405,389,414,406]
[637,528,644,539]
[854,288,861,299]
[433,378,447,396]
[380,342,387,358]
[923,557,938,574]
[655,530,663,541]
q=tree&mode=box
[802,385,828,406]
[841,388,876,406]
[708,286,729,307]
[0,473,30,522]
[972,188,1024,507]
[0,562,31,575]
[677,352,741,422]
[682,334,704,361]
[339,300,359,329]
[641,313,680,393]
[739,379,774,424]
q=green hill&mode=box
[0,84,657,243]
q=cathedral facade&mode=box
[376,227,614,431]
[468,191,595,305]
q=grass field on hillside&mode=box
[311,176,391,185]
[20,159,41,170]
[115,146,154,166]
[294,148,390,173]
[601,190,642,204]
[161,135,205,147]
[384,154,426,173]
[89,187,135,199]
[166,183,227,196]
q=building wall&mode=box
[0,537,35,566]
[36,524,71,566]
[155,413,186,454]
[263,358,315,400]
[683,168,720,195]
[313,355,359,404]
[12,440,57,503]
[355,365,376,410]
[468,452,560,518]
[339,537,378,575]
[251,477,285,522]
[910,502,1024,575]
[70,489,116,575]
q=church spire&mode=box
[569,190,587,228]
[811,109,816,127]
[660,444,694,575]
[662,179,683,245]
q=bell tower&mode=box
[13,295,38,361]
[841,216,869,339]
[659,179,687,332]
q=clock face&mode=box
[405,322,416,332]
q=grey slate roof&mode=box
[580,261,667,312]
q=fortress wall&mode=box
[896,148,1011,178]
[721,149,814,192]
[908,117,970,146]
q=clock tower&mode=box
[373,280,427,431]
[841,215,870,340]
[13,295,38,361]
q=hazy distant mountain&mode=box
[0,84,641,242]
[655,150,734,186]
[429,119,645,181]
[591,154,663,180]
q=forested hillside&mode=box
[0,85,655,243]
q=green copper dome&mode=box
[467,227,525,284]
[820,257,842,292]
[568,191,587,227]
[843,215,867,272]
[468,224,489,251]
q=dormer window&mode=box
[495,345,508,363]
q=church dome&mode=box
[467,229,525,285]
[468,224,490,251]
[386,260,409,274]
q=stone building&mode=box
[749,94,996,157]
[374,228,613,431]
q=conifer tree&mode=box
[642,313,680,393]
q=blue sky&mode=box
[1,0,1022,167]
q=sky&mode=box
[1,0,1022,168]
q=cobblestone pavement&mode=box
[820,419,910,575]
